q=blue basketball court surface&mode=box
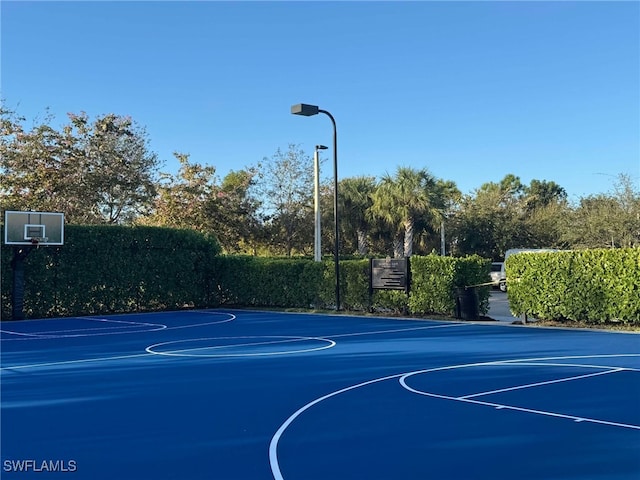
[1,310,639,479]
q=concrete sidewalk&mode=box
[488,290,531,324]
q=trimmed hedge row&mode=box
[212,256,324,308]
[213,254,491,317]
[408,255,490,316]
[2,222,490,319]
[316,259,413,313]
[506,248,640,324]
[4,223,636,324]
[1,225,221,319]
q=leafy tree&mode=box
[562,174,640,248]
[141,154,261,253]
[477,174,525,209]
[0,108,81,216]
[449,192,507,260]
[216,168,262,253]
[414,179,461,255]
[67,112,160,224]
[318,181,342,256]
[142,152,218,232]
[256,144,315,256]
[0,108,160,224]
[370,167,446,258]
[450,175,568,259]
[523,179,567,212]
[523,201,570,249]
[339,176,377,255]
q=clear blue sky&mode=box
[2,1,639,202]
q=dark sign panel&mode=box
[370,258,410,293]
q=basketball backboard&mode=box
[4,211,65,246]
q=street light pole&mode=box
[314,145,327,262]
[291,103,341,310]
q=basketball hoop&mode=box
[4,211,64,247]
[30,237,48,248]
[5,211,63,321]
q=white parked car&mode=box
[490,262,506,291]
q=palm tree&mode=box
[339,176,376,255]
[370,167,445,258]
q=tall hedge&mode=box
[408,254,490,316]
[212,256,324,308]
[507,248,640,324]
[212,255,490,316]
[2,227,490,319]
[1,225,221,319]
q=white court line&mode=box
[1,311,235,341]
[327,322,467,339]
[146,320,462,358]
[38,316,168,333]
[0,321,168,340]
[85,317,164,326]
[269,371,404,480]
[1,313,237,367]
[148,336,326,354]
[146,336,336,358]
[0,330,52,338]
[0,352,153,371]
[163,312,236,330]
[269,353,640,480]
[459,368,625,399]
[399,363,639,430]
[1,312,447,341]
[498,354,640,364]
[494,361,640,372]
[401,383,640,431]
[5,316,166,336]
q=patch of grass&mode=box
[532,319,640,332]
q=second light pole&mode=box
[291,103,340,310]
[314,145,328,262]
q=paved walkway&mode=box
[488,290,528,323]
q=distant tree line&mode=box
[2,108,638,259]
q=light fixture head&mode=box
[291,103,319,116]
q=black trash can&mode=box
[455,286,479,320]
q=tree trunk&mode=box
[403,218,414,257]
[356,229,368,256]
[393,233,404,258]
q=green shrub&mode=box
[507,248,640,324]
[2,225,492,321]
[1,225,221,319]
[212,256,324,308]
[408,254,490,316]
[316,255,490,316]
[316,259,369,310]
